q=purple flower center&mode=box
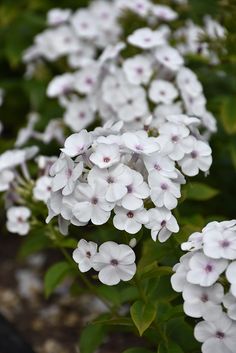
[216,331,225,339]
[191,150,198,159]
[86,251,91,258]
[136,67,143,75]
[127,185,133,193]
[171,135,179,143]
[79,111,86,119]
[103,157,111,163]
[17,217,24,223]
[205,264,213,273]
[110,259,119,266]
[201,293,209,303]
[127,211,134,218]
[161,220,166,227]
[221,240,230,248]
[81,22,89,29]
[85,77,93,85]
[160,90,166,96]
[161,183,168,191]
[107,176,114,184]
[154,164,162,171]
[91,197,98,205]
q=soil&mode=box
[0,234,142,353]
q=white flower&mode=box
[114,85,149,122]
[226,262,236,297]
[194,313,236,353]
[71,9,97,39]
[119,170,150,210]
[120,0,152,17]
[64,99,94,132]
[127,28,166,49]
[177,67,203,97]
[183,283,224,319]
[146,207,179,242]
[47,8,71,26]
[93,241,136,285]
[7,207,31,236]
[151,5,177,21]
[171,253,193,292]
[149,80,178,104]
[143,153,177,179]
[0,149,26,171]
[50,154,83,196]
[122,131,159,156]
[113,206,149,234]
[187,252,228,287]
[155,46,184,71]
[149,174,181,210]
[74,64,100,95]
[123,55,153,85]
[73,182,114,225]
[157,122,193,161]
[47,73,75,97]
[61,130,93,157]
[73,239,97,273]
[0,170,14,192]
[203,228,236,260]
[179,138,212,176]
[181,231,203,251]
[33,176,52,203]
[223,293,236,320]
[89,143,120,169]
[88,164,132,202]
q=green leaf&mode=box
[184,182,219,201]
[130,300,156,336]
[44,261,72,298]
[220,96,236,134]
[18,230,51,259]
[123,348,154,353]
[79,322,107,353]
[167,342,184,353]
[158,342,183,353]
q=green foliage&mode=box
[130,300,157,336]
[79,322,107,353]
[18,229,52,258]
[44,261,74,298]
[220,96,236,134]
[123,348,153,353]
[184,182,219,201]
[1,1,236,353]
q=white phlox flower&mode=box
[7,206,31,236]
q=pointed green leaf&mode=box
[130,300,156,336]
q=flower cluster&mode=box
[171,220,236,353]
[175,15,226,64]
[47,116,212,240]
[22,1,220,139]
[0,146,56,236]
[73,239,136,285]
